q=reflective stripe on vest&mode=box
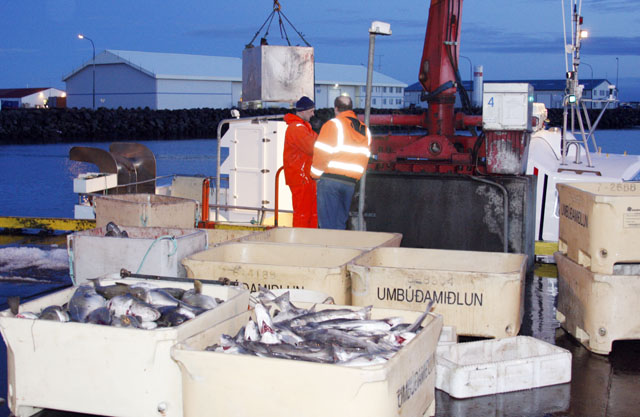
[313,119,371,157]
[310,166,324,176]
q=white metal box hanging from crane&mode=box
[242,45,314,104]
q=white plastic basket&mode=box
[436,336,571,398]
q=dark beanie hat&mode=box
[296,96,315,111]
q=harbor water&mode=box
[1,130,639,416]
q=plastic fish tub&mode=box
[68,226,208,285]
[94,193,198,229]
[171,303,443,417]
[204,228,257,246]
[557,182,640,274]
[240,227,402,250]
[555,252,640,354]
[435,336,572,398]
[182,242,364,305]
[348,247,527,338]
[0,275,249,417]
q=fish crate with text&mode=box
[182,243,364,304]
[239,227,402,250]
[68,226,208,284]
[348,247,527,338]
[94,193,198,229]
[557,182,640,274]
[171,303,443,417]
[555,252,640,355]
[0,276,249,417]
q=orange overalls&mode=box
[283,113,318,228]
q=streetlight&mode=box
[581,61,593,108]
[78,34,95,109]
[615,57,619,102]
[358,20,391,231]
[460,55,472,83]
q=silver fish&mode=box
[107,294,161,322]
[148,288,182,307]
[244,319,260,342]
[39,305,70,322]
[85,307,112,325]
[182,280,218,310]
[68,285,107,322]
[288,306,372,328]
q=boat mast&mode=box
[560,0,616,167]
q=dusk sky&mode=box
[2,0,639,101]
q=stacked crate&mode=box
[555,182,640,354]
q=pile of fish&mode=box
[12,279,222,329]
[207,288,434,366]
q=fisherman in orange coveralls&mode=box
[283,96,318,228]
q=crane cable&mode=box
[246,0,311,48]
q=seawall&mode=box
[0,106,638,145]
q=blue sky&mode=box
[2,0,639,101]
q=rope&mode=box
[136,235,178,274]
[246,0,311,47]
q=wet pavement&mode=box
[435,271,640,417]
[1,267,639,417]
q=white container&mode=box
[242,45,314,103]
[172,304,443,417]
[555,251,640,354]
[0,276,249,417]
[205,228,259,246]
[182,242,364,305]
[482,83,533,131]
[240,227,402,250]
[94,194,197,229]
[67,226,208,285]
[348,247,527,338]
[436,336,572,399]
[73,172,117,193]
[557,182,640,274]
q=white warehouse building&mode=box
[63,50,407,110]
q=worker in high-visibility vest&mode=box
[283,96,318,228]
[310,95,371,229]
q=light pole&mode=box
[460,55,472,83]
[78,34,95,109]
[358,20,391,231]
[581,61,593,108]
[615,57,619,101]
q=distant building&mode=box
[63,50,407,110]
[404,79,618,109]
[0,88,66,110]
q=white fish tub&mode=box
[240,227,402,250]
[0,276,249,417]
[555,251,640,354]
[181,242,364,305]
[171,303,443,417]
[436,336,572,398]
[204,228,259,246]
[348,247,527,338]
[557,182,640,274]
[68,226,208,284]
[94,193,198,229]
